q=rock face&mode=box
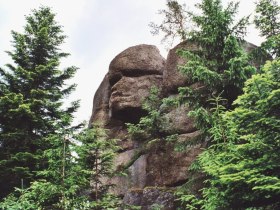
[108,45,164,123]
[163,41,197,94]
[89,75,111,125]
[123,188,176,210]
[91,44,165,126]
[110,75,162,122]
[89,43,203,209]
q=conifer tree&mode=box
[198,1,280,208]
[149,0,188,47]
[196,59,280,209]
[177,0,280,208]
[0,6,79,198]
[254,0,280,58]
[151,0,256,134]
[177,0,255,134]
[77,126,120,210]
[0,125,120,209]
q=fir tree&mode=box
[0,6,79,198]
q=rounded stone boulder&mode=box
[163,41,197,94]
[108,44,165,84]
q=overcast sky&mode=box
[0,0,264,124]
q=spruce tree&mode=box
[176,0,255,134]
[198,1,280,208]
[178,0,280,208]
[0,125,120,209]
[196,59,280,209]
[151,0,255,134]
[77,126,120,210]
[149,0,188,47]
[0,6,79,198]
[254,0,280,58]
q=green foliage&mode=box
[177,0,255,137]
[126,86,188,147]
[90,194,121,210]
[142,1,280,209]
[0,179,90,210]
[77,125,120,201]
[0,7,121,209]
[176,193,203,210]
[254,0,280,37]
[254,0,280,58]
[147,1,280,209]
[150,203,164,210]
[76,126,120,209]
[0,6,79,198]
[0,188,40,210]
[194,59,280,209]
[181,1,252,90]
[126,86,164,141]
[0,125,120,209]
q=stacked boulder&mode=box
[89,43,204,209]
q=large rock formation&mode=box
[89,43,203,209]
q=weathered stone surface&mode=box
[141,188,175,210]
[110,75,162,122]
[110,126,134,150]
[89,74,111,125]
[108,44,165,85]
[145,138,203,187]
[123,187,176,210]
[109,154,148,196]
[130,154,147,189]
[108,133,203,197]
[114,149,136,168]
[163,41,197,94]
[123,189,143,206]
[106,150,137,196]
[163,104,196,135]
[103,150,138,196]
[177,130,202,144]
[89,44,165,127]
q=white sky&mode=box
[0,0,264,125]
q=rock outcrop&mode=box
[163,41,197,94]
[89,38,260,209]
[89,43,204,209]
